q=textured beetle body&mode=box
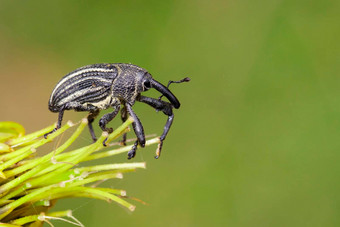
[45,63,189,159]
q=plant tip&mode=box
[66,120,75,127]
[38,213,46,221]
[66,210,73,217]
[51,157,57,164]
[102,131,109,138]
[43,200,50,206]
[129,205,136,212]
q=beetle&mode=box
[44,63,189,159]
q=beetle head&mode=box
[140,73,180,109]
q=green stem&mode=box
[7,123,56,147]
[65,172,122,188]
[77,163,146,173]
[9,214,40,226]
[106,116,134,143]
[4,119,87,178]
[84,137,160,161]
[0,185,55,219]
[29,186,135,211]
[0,122,73,162]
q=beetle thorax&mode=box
[111,68,144,105]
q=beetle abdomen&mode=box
[48,64,118,112]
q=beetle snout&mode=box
[150,79,180,109]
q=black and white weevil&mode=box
[44,63,190,159]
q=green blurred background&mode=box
[0,0,339,226]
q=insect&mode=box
[44,63,190,159]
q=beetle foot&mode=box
[127,150,135,159]
[102,138,108,147]
[106,128,113,134]
[119,134,127,146]
[44,128,57,139]
[155,140,164,159]
[127,141,138,159]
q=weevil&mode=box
[44,63,189,159]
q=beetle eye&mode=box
[143,80,151,90]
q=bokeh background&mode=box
[0,0,339,226]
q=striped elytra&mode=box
[48,64,119,112]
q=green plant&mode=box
[0,117,160,226]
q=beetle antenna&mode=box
[158,77,190,100]
[166,77,191,88]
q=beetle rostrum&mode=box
[44,63,190,159]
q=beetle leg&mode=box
[128,141,138,159]
[137,95,174,159]
[125,103,145,159]
[87,109,100,142]
[120,103,128,145]
[99,104,120,146]
[44,106,66,139]
[72,103,99,142]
